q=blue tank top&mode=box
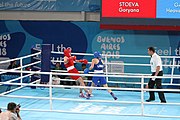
[94,59,104,70]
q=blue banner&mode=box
[0,20,179,88]
[157,0,180,19]
[0,0,100,11]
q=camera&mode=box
[16,104,21,110]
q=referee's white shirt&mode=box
[150,53,163,72]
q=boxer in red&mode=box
[64,48,90,99]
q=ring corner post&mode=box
[41,44,52,84]
[141,77,145,116]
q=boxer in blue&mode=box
[84,51,118,100]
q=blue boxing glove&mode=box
[84,68,90,74]
[86,64,91,68]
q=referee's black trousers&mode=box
[148,71,166,102]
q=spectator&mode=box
[0,102,21,120]
[6,61,20,88]
[53,62,64,79]
[81,64,88,80]
[81,64,87,71]
[7,61,19,69]
[54,62,62,70]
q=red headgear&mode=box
[64,48,71,57]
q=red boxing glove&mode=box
[79,59,88,64]
[83,59,88,64]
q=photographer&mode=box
[0,102,21,120]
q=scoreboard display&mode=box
[101,0,180,30]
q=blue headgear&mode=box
[94,51,102,58]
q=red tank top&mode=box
[64,58,74,68]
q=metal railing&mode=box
[0,69,180,118]
[0,51,179,118]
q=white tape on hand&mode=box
[152,76,157,81]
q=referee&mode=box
[146,47,166,103]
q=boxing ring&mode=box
[0,48,180,120]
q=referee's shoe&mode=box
[146,99,166,103]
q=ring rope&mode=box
[0,73,34,86]
[51,51,180,58]
[0,52,41,64]
[50,78,180,86]
[51,60,180,67]
[0,81,179,92]
[1,69,180,79]
[0,79,40,95]
[51,69,180,77]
